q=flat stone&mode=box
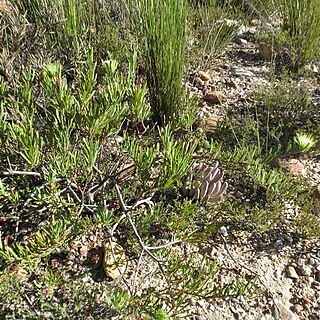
[259,43,273,60]
[286,266,299,279]
[198,71,211,81]
[203,91,223,104]
[230,67,253,77]
[234,37,248,45]
[285,159,306,177]
[274,302,298,320]
[199,116,224,132]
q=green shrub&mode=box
[220,76,313,158]
[136,0,188,125]
[278,0,320,70]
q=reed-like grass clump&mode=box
[136,0,188,125]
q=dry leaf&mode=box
[103,241,127,280]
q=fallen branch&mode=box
[1,169,41,178]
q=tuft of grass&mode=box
[135,0,188,125]
[188,0,239,68]
[278,0,320,70]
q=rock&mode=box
[193,76,205,87]
[315,271,320,282]
[291,304,304,314]
[308,257,316,266]
[286,266,299,279]
[305,64,319,74]
[259,43,273,60]
[237,24,246,34]
[220,226,228,237]
[312,65,319,73]
[199,116,224,132]
[274,302,299,320]
[103,241,128,280]
[308,276,315,283]
[285,159,306,177]
[230,67,253,77]
[234,37,248,45]
[274,239,285,251]
[203,91,223,104]
[198,71,211,81]
[297,265,312,277]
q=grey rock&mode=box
[274,239,284,250]
[230,67,253,77]
[220,226,228,237]
[308,257,316,266]
[234,37,248,45]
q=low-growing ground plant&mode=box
[218,75,315,159]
